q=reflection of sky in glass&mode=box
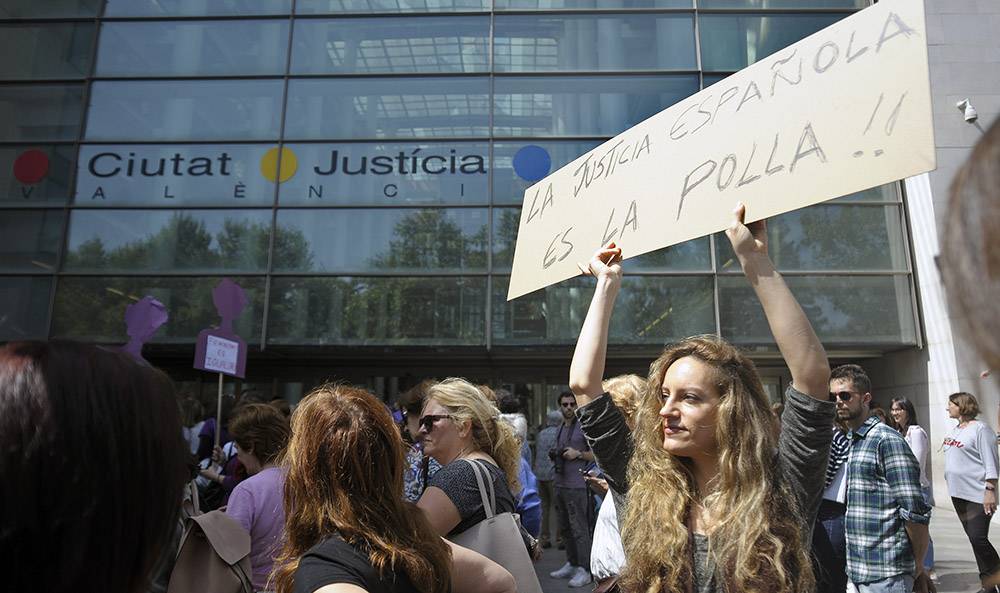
[296,0,489,13]
[286,78,490,138]
[87,80,283,141]
[97,20,289,77]
[293,18,488,74]
[494,15,695,72]
[494,75,698,136]
[104,0,290,16]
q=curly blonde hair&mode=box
[426,378,522,494]
[619,336,813,593]
[603,374,646,426]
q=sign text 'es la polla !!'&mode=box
[507,0,934,300]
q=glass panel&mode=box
[277,142,489,206]
[719,275,916,345]
[64,210,273,273]
[268,276,486,345]
[492,207,711,271]
[292,17,488,74]
[494,14,695,72]
[494,75,698,136]
[86,81,284,141]
[285,77,490,139]
[274,208,488,273]
[52,276,266,343]
[493,275,714,344]
[703,73,731,88]
[0,210,65,271]
[0,145,76,205]
[0,84,84,142]
[496,0,692,7]
[715,204,907,272]
[0,23,96,80]
[0,277,52,340]
[75,144,279,207]
[493,140,601,205]
[699,14,846,71]
[698,0,863,7]
[97,21,290,77]
[0,0,101,18]
[296,0,490,13]
[830,183,899,203]
[104,0,291,16]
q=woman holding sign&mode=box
[568,204,834,593]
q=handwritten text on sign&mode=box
[507,0,934,300]
[203,335,240,375]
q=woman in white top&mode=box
[944,391,1000,590]
[890,397,935,580]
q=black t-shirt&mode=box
[427,458,516,536]
[294,536,420,593]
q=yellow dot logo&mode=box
[260,147,298,183]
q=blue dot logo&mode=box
[512,145,551,182]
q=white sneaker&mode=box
[549,562,575,579]
[568,567,592,588]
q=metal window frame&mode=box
[0,1,922,351]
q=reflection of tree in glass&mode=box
[368,209,487,270]
[67,212,313,272]
[493,209,520,268]
[268,209,490,345]
[717,206,896,271]
[56,213,313,343]
[267,277,483,345]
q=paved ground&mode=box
[535,503,999,593]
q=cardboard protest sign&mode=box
[194,279,248,378]
[507,0,934,300]
[121,296,168,364]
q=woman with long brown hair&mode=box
[0,340,189,593]
[273,385,514,593]
[569,205,834,593]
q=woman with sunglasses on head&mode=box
[416,378,525,542]
[273,384,515,593]
[568,204,834,593]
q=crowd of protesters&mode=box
[2,117,1000,593]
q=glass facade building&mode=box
[0,0,919,406]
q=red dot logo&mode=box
[13,150,50,184]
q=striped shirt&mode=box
[845,416,931,584]
[825,428,851,488]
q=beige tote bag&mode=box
[449,459,543,593]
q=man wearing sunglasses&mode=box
[833,364,933,593]
[550,391,596,588]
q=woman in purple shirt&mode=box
[226,403,291,591]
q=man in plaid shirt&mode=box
[833,364,933,593]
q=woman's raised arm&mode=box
[726,203,830,399]
[568,243,623,406]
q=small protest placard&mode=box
[194,279,247,379]
[507,0,934,300]
[121,296,168,364]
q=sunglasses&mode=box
[829,391,857,402]
[561,402,577,408]
[418,414,451,433]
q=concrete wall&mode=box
[866,0,1000,505]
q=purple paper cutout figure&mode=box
[121,296,168,364]
[194,279,248,378]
